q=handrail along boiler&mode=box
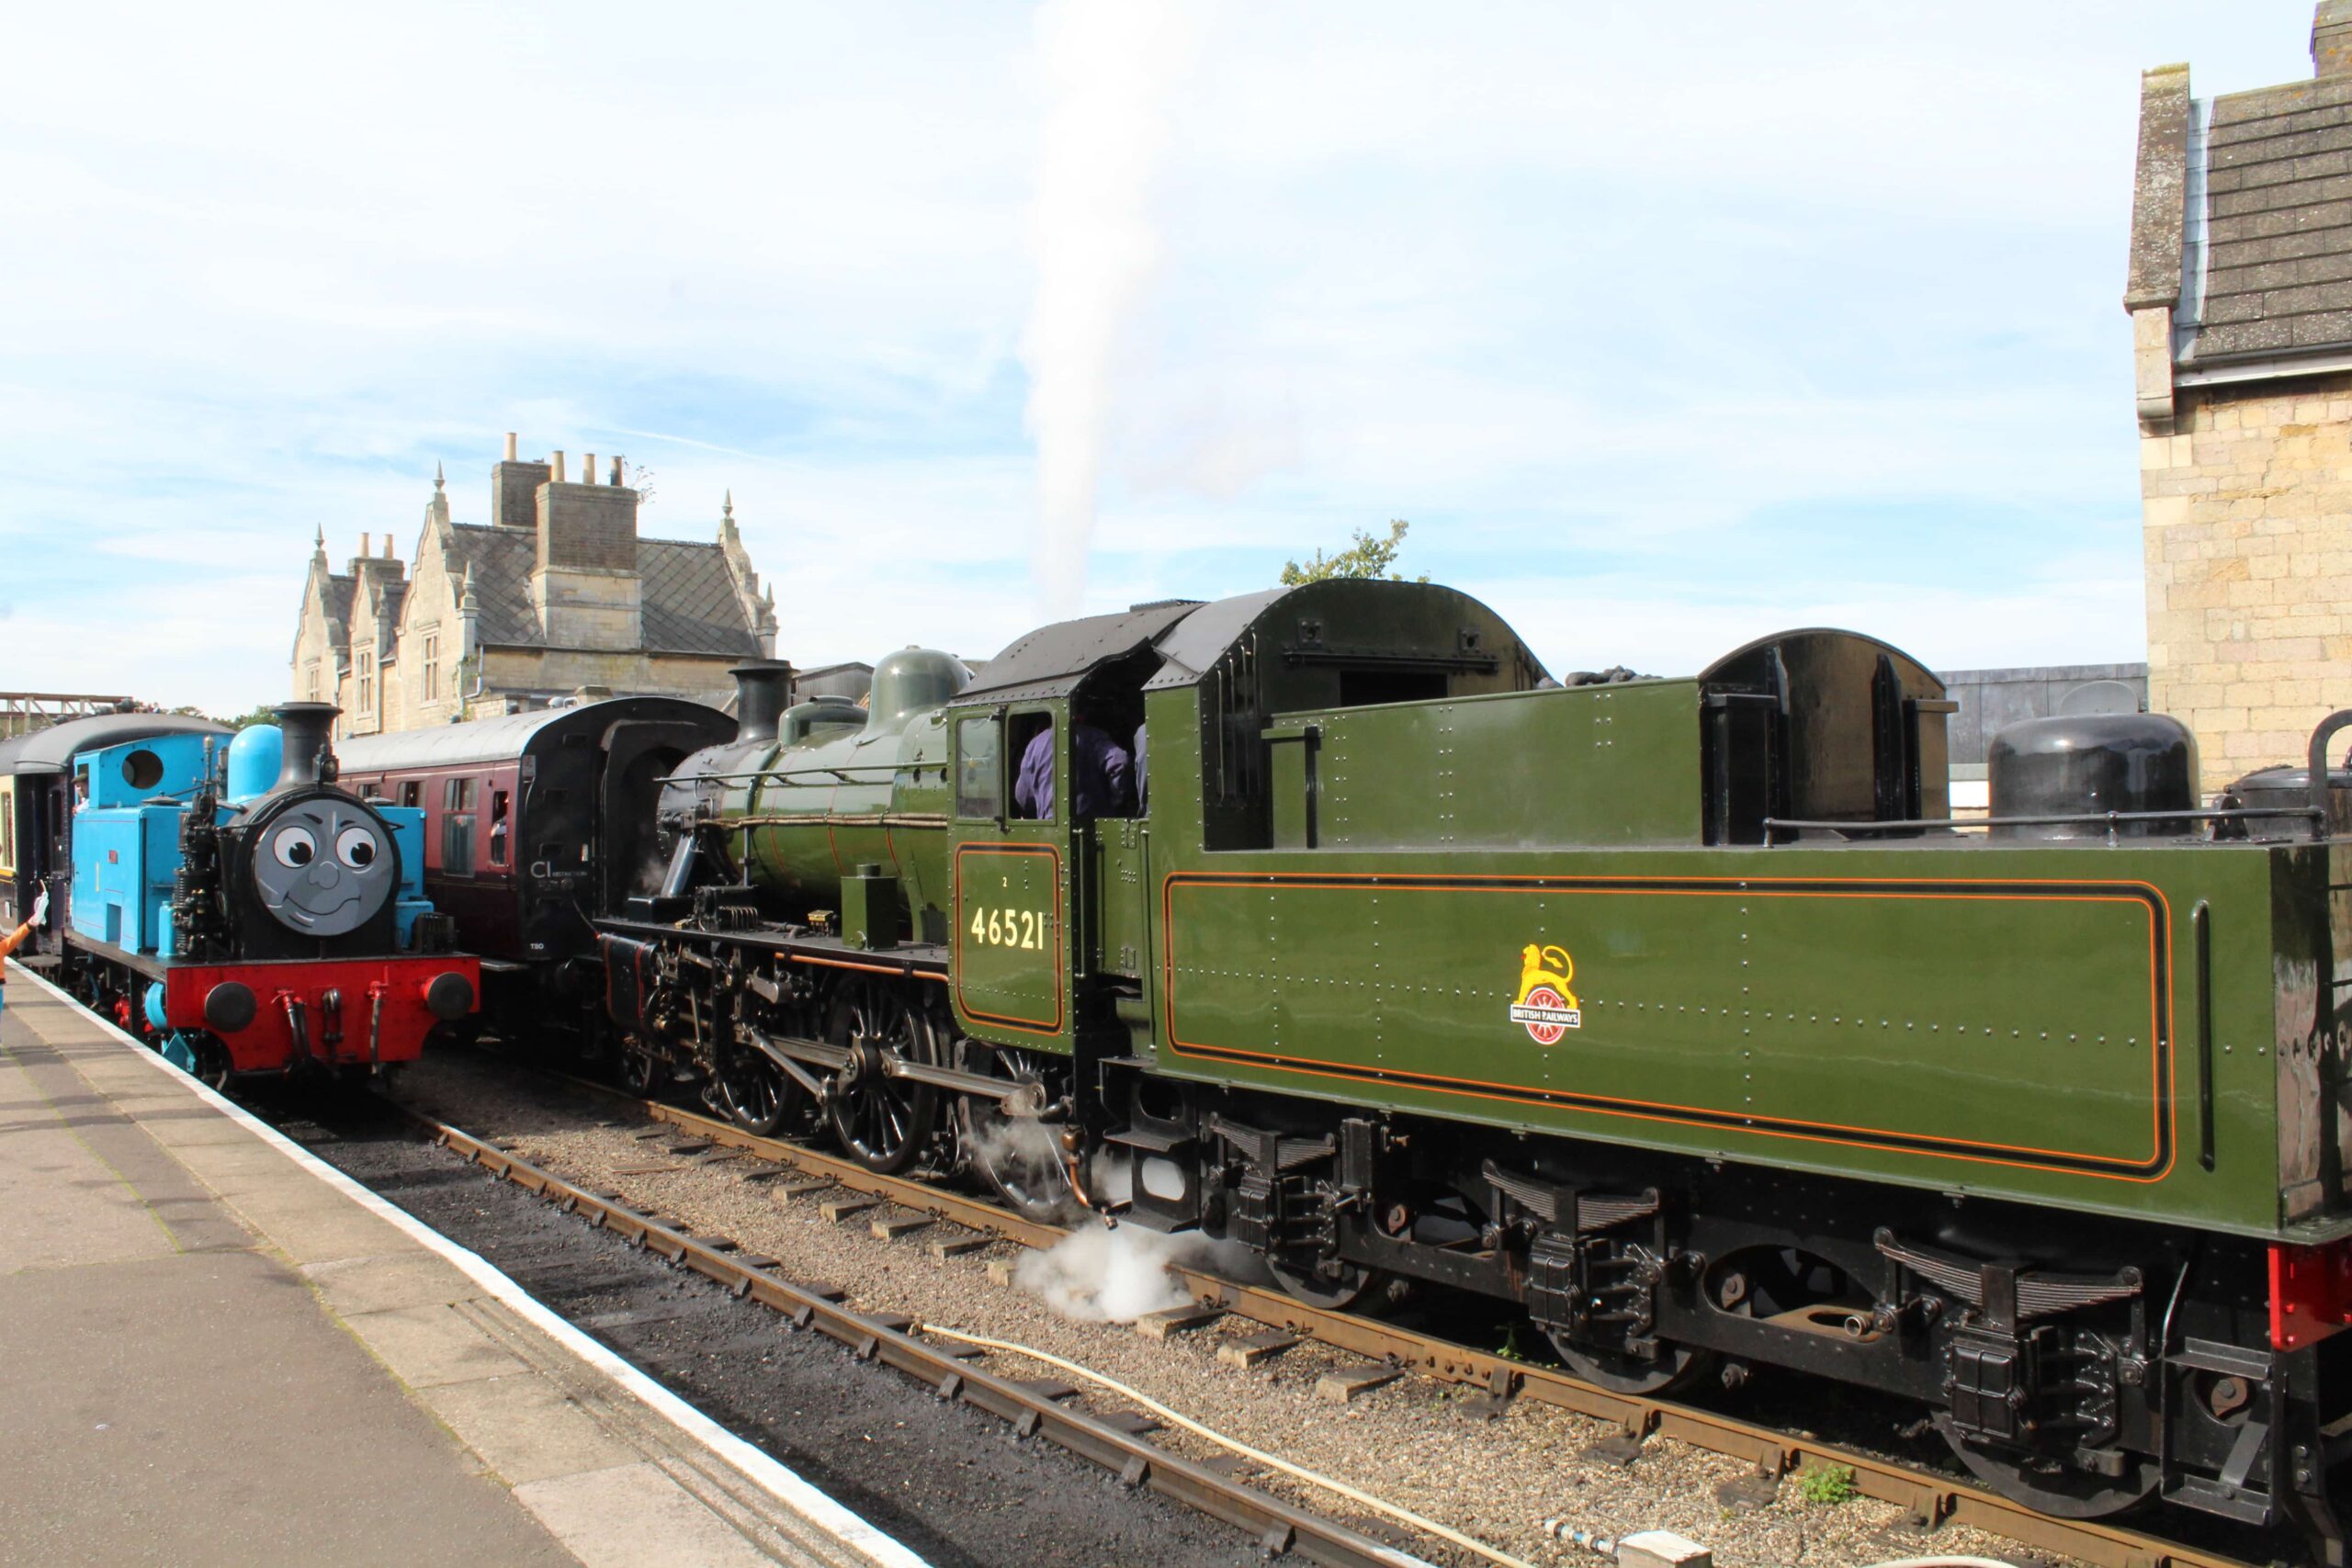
[598,579,2352,1560]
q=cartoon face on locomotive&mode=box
[38,701,479,1084]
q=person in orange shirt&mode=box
[0,885,51,1015]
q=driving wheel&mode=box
[826,982,942,1174]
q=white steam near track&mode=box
[1017,1220,1243,1324]
[1022,0,1196,621]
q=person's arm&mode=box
[0,888,48,960]
[1102,738,1133,816]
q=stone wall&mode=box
[2141,368,2352,791]
[391,527,461,730]
[474,647,735,708]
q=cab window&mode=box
[1008,713,1054,819]
[955,716,1001,819]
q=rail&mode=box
[520,1079,2264,1568]
[410,1111,1432,1568]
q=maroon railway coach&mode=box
[335,696,731,1045]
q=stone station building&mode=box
[292,437,777,738]
[2129,3,2352,790]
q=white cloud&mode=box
[0,2,2319,714]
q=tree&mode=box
[1279,519,1428,585]
[172,703,277,730]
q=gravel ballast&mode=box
[296,1089,1271,1568]
[386,1049,2069,1568]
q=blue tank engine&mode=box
[55,703,479,1083]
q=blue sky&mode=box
[0,2,2322,713]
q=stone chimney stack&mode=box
[529,445,642,648]
[2318,1,2352,74]
[492,434,552,527]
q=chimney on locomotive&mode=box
[270,702,341,791]
[730,660,795,745]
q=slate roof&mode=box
[639,537,764,656]
[446,524,760,657]
[2135,37,2352,373]
[2190,73,2352,363]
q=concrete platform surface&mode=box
[0,964,929,1568]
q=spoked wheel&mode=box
[826,982,942,1175]
[616,1046,665,1099]
[718,1047,820,1139]
[957,1043,1074,1221]
[1269,1256,1390,1314]
[718,1052,787,1135]
[1938,1422,2160,1518]
[1546,1330,1718,1396]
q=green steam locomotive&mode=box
[600,578,2352,1556]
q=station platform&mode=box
[0,963,928,1568]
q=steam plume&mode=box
[1023,0,1194,619]
[1015,1217,1261,1324]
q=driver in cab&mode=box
[1012,707,1133,821]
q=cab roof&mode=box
[952,600,1205,705]
[951,581,1551,706]
[0,713,229,777]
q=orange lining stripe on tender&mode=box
[1157,870,2174,1184]
[954,843,1066,1035]
[1158,877,2167,1170]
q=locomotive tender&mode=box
[601,578,2352,1554]
[17,702,479,1083]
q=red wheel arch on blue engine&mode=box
[160,955,480,1073]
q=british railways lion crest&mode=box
[1509,942,1582,1044]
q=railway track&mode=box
[453,1076,2270,1568]
[404,1105,1438,1568]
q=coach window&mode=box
[488,789,511,865]
[401,781,421,809]
[955,715,1001,819]
[442,777,476,872]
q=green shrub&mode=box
[1795,1462,1856,1506]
